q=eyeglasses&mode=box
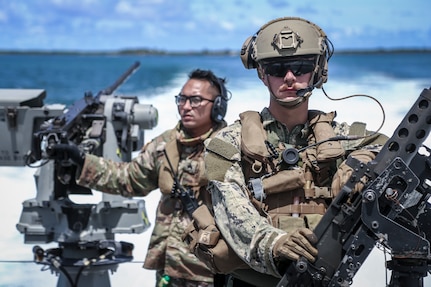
[261,60,315,77]
[175,94,215,108]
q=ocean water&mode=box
[0,52,431,287]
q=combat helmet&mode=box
[240,17,333,89]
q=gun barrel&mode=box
[29,61,143,162]
[99,61,141,96]
[57,61,141,131]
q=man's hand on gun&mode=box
[47,144,85,167]
[331,149,376,196]
[273,228,318,263]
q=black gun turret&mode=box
[278,87,431,287]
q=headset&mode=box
[211,77,229,123]
[240,17,333,89]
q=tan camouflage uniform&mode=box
[204,107,387,279]
[78,121,226,286]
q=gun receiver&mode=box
[27,61,152,163]
[278,87,431,287]
[163,150,199,217]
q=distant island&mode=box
[1,48,430,56]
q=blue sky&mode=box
[1,0,430,52]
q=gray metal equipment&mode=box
[0,61,158,287]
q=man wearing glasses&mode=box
[49,69,230,287]
[199,17,387,286]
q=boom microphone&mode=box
[296,85,315,97]
[296,77,324,97]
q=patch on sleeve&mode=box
[205,138,239,181]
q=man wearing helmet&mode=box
[200,17,388,286]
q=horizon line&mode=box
[1,47,431,56]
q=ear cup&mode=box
[211,96,228,123]
[211,77,228,123]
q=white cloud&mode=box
[343,26,364,37]
[219,20,235,31]
[183,21,197,31]
[0,10,7,22]
[95,19,135,30]
[0,0,430,51]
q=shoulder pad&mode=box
[206,137,239,161]
[240,111,270,162]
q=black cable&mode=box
[321,86,386,139]
[46,255,76,287]
[0,259,146,264]
[0,260,34,263]
[73,265,86,287]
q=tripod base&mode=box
[57,264,117,287]
[34,240,134,287]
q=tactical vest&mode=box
[158,127,216,200]
[226,112,384,286]
[143,125,221,277]
[240,110,345,232]
[183,110,347,279]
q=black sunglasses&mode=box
[262,60,315,77]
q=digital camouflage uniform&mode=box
[204,108,387,283]
[78,121,226,286]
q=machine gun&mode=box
[0,61,158,287]
[278,87,431,287]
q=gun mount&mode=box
[278,87,431,287]
[0,61,158,287]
